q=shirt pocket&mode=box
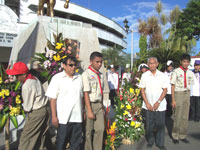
[90,79,97,93]
[177,74,184,87]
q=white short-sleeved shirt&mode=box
[45,71,83,124]
[191,72,200,96]
[122,72,131,86]
[108,72,119,90]
[139,70,167,111]
[164,71,172,94]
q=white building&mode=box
[0,0,127,63]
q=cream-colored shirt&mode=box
[45,71,83,124]
[171,68,194,91]
[82,68,104,102]
[22,78,48,112]
[139,70,167,111]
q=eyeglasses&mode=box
[68,64,77,67]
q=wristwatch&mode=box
[157,100,161,104]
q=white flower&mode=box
[45,47,56,59]
[43,60,51,69]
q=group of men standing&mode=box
[140,54,200,150]
[5,52,200,150]
[6,52,106,150]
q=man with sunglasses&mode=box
[6,62,49,150]
[46,55,84,150]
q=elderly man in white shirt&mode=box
[108,65,119,105]
[46,56,83,150]
[140,57,167,150]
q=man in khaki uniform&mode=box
[6,62,49,150]
[82,52,106,150]
[171,54,194,144]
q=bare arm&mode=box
[50,98,59,127]
[84,92,95,119]
[141,88,153,111]
[171,84,176,108]
[153,88,167,110]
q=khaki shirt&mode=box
[82,68,104,102]
[171,67,194,91]
[22,78,48,112]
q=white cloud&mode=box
[111,1,183,53]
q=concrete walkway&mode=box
[118,118,200,150]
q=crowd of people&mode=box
[5,52,200,150]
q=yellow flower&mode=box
[10,107,20,116]
[0,92,3,97]
[4,89,9,96]
[120,104,125,109]
[55,43,63,49]
[130,121,135,127]
[16,95,21,104]
[110,122,116,131]
[123,110,129,116]
[126,104,132,110]
[135,88,141,96]
[9,111,14,116]
[75,69,79,73]
[1,89,5,94]
[16,95,20,99]
[129,88,135,94]
[53,54,61,62]
[135,122,141,128]
[16,99,21,104]
[62,55,67,59]
[0,77,2,84]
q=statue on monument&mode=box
[38,0,70,17]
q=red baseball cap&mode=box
[6,62,29,75]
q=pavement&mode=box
[118,117,200,150]
[0,111,200,150]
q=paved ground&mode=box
[118,117,200,150]
[1,113,200,150]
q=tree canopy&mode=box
[176,0,200,40]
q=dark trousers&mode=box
[143,109,165,147]
[109,89,117,105]
[166,94,172,117]
[190,96,200,121]
[57,122,82,150]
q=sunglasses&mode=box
[67,64,77,67]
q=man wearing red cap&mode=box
[6,62,49,150]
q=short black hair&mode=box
[181,54,191,61]
[62,55,77,65]
[90,51,102,60]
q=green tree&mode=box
[102,46,129,68]
[176,0,200,40]
[138,0,167,49]
[148,48,184,71]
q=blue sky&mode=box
[71,0,199,55]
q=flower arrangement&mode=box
[32,32,81,82]
[0,64,24,132]
[104,107,121,150]
[114,81,145,144]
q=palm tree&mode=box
[102,46,129,68]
